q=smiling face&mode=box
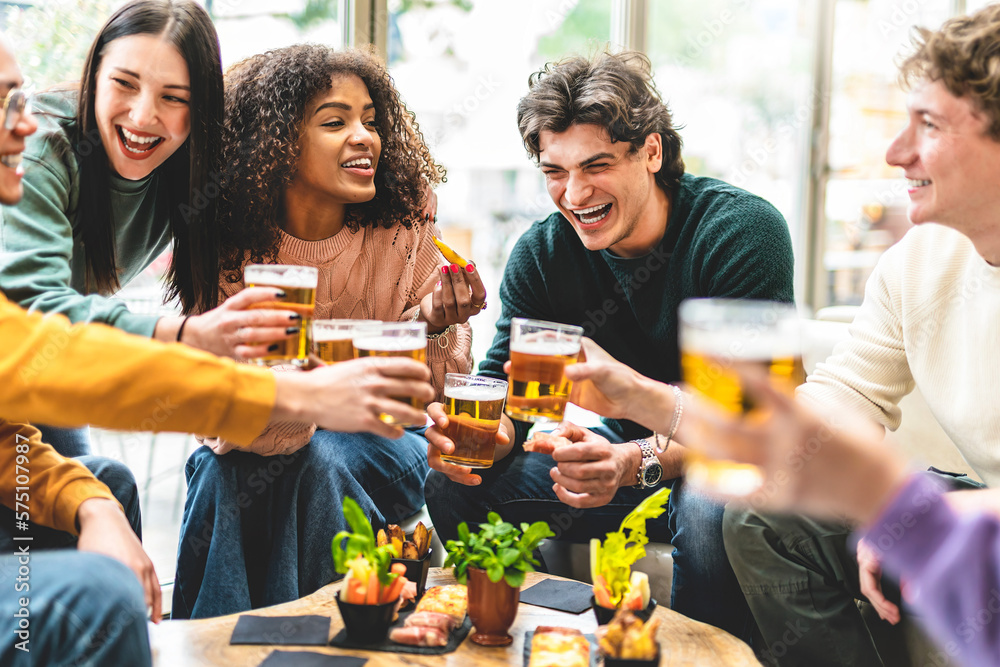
[886,80,1000,244]
[289,74,381,207]
[94,33,191,180]
[539,123,667,258]
[0,37,36,205]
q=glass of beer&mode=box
[679,298,804,496]
[312,319,378,364]
[506,318,583,423]
[440,374,508,469]
[353,321,428,426]
[244,264,318,368]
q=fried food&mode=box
[596,608,660,660]
[433,236,469,268]
[380,521,433,559]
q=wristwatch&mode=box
[634,439,663,489]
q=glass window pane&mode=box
[822,0,950,306]
[388,0,613,362]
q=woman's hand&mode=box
[180,287,301,360]
[424,401,509,486]
[273,357,435,439]
[419,263,487,334]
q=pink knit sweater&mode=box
[202,220,473,456]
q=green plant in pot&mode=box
[444,512,553,646]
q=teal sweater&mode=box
[0,90,171,336]
[481,173,796,444]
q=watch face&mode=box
[643,463,663,487]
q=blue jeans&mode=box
[0,552,150,667]
[173,429,429,619]
[425,434,752,641]
[34,425,91,458]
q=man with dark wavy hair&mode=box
[722,5,1000,665]
[424,50,795,639]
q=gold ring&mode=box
[472,300,487,311]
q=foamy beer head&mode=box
[506,318,583,423]
[679,298,802,496]
[312,319,378,364]
[441,374,508,469]
[353,321,428,426]
[243,264,318,368]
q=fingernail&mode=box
[286,327,300,335]
[436,281,442,288]
[267,344,280,352]
[275,289,286,298]
[450,264,459,273]
[441,266,449,274]
[289,313,301,321]
[425,213,429,221]
[466,263,474,273]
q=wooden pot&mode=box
[467,567,520,646]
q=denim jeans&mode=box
[173,428,429,619]
[424,435,752,641]
[34,425,91,458]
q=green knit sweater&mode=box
[481,173,795,444]
[0,90,171,336]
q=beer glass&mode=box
[679,298,804,496]
[353,321,428,426]
[244,264,318,368]
[440,374,508,469]
[506,318,583,423]
[312,319,378,363]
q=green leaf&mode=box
[504,568,526,588]
[487,561,504,583]
[498,548,519,567]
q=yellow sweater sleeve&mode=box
[0,294,277,444]
[1,420,119,535]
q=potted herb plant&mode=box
[331,497,410,644]
[444,512,554,646]
[590,487,670,625]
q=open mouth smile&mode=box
[116,125,164,157]
[907,178,931,189]
[341,156,374,176]
[571,203,612,225]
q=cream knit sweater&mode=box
[799,223,1000,487]
[203,220,473,456]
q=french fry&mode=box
[433,236,470,268]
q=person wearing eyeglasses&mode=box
[0,0,304,459]
[0,32,436,665]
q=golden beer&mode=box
[679,299,802,496]
[244,264,318,368]
[353,322,428,426]
[440,375,508,469]
[313,320,378,364]
[505,318,583,423]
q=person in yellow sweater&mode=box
[0,35,434,665]
[173,44,488,618]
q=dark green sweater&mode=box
[481,173,795,444]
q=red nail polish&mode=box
[441,266,449,274]
[436,281,441,288]
[450,264,459,273]
[466,264,475,273]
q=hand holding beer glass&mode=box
[439,374,508,468]
[312,319,379,363]
[505,318,584,423]
[353,321,428,426]
[244,264,318,368]
[679,299,804,496]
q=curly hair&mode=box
[516,49,684,192]
[218,44,445,279]
[899,4,1000,140]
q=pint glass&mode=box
[679,298,804,496]
[312,319,378,363]
[353,321,428,426]
[440,374,508,469]
[244,264,318,368]
[505,318,583,423]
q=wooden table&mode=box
[151,569,759,666]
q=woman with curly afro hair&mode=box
[172,45,488,619]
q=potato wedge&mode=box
[391,537,403,558]
[376,528,389,548]
[388,524,406,544]
[401,541,420,560]
[413,523,430,557]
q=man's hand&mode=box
[273,357,435,439]
[424,402,510,486]
[547,422,637,509]
[857,538,900,625]
[562,339,649,422]
[75,498,161,623]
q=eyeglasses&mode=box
[3,88,28,131]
